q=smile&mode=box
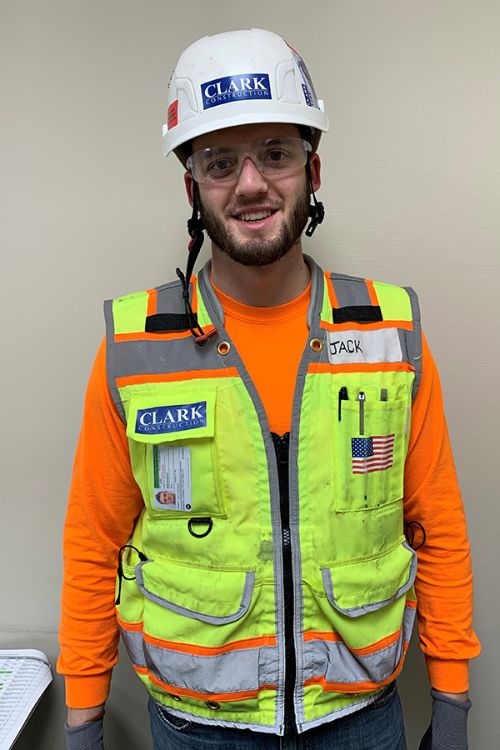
[230,207,280,227]
[239,210,273,222]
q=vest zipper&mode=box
[271,431,296,735]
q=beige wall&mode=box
[1,1,497,747]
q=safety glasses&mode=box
[186,137,312,185]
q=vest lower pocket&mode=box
[305,541,417,693]
[137,559,254,625]
[119,558,279,705]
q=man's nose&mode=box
[234,156,269,197]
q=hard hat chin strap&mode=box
[176,196,217,345]
[305,160,325,237]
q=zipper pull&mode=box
[338,386,348,421]
[115,560,124,606]
[115,545,147,605]
[380,388,388,402]
[358,391,365,435]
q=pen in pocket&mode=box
[338,386,348,421]
[358,391,365,434]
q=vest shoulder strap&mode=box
[326,272,422,399]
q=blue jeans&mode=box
[149,684,407,749]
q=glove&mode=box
[64,716,104,750]
[419,689,471,750]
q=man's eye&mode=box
[207,158,236,175]
[264,149,291,166]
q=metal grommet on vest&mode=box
[168,693,182,702]
[187,517,213,538]
[310,338,323,352]
[217,341,231,356]
[205,701,221,711]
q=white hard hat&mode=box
[162,29,329,162]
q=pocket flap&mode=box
[322,541,416,617]
[136,559,254,625]
[126,385,216,444]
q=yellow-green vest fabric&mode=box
[105,257,422,735]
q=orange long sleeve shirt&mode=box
[58,282,480,708]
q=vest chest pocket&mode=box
[125,385,227,520]
[332,381,411,512]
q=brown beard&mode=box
[194,179,310,267]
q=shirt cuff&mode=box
[64,672,113,709]
[425,657,469,693]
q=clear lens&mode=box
[187,138,312,184]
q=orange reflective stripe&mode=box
[116,613,143,632]
[304,631,342,643]
[365,280,379,306]
[115,330,191,342]
[406,600,417,609]
[320,320,413,332]
[144,633,276,656]
[114,325,217,344]
[308,362,415,375]
[325,273,339,309]
[116,367,238,388]
[141,670,276,702]
[117,612,276,654]
[190,276,198,313]
[303,628,401,656]
[351,630,401,657]
[147,288,158,317]
[304,643,409,693]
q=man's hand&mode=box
[419,689,471,750]
[65,706,105,750]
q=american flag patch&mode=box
[351,434,395,474]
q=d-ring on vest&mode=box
[104,257,422,735]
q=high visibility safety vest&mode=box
[106,257,422,735]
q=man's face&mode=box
[184,123,321,267]
[157,491,176,505]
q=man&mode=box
[59,29,480,749]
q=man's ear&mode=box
[184,171,194,208]
[309,152,321,193]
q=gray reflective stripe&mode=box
[403,286,422,399]
[402,598,417,641]
[136,563,255,625]
[198,261,288,724]
[288,258,327,728]
[199,265,225,324]
[304,254,324,329]
[154,704,280,735]
[297,689,386,733]
[119,627,146,667]
[303,631,405,685]
[154,279,191,315]
[321,546,417,617]
[104,298,125,421]
[145,640,279,694]
[119,626,279,692]
[159,689,384,735]
[329,274,372,308]
[302,605,416,689]
[111,336,223,379]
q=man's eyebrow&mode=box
[199,145,235,155]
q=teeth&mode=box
[238,211,272,222]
